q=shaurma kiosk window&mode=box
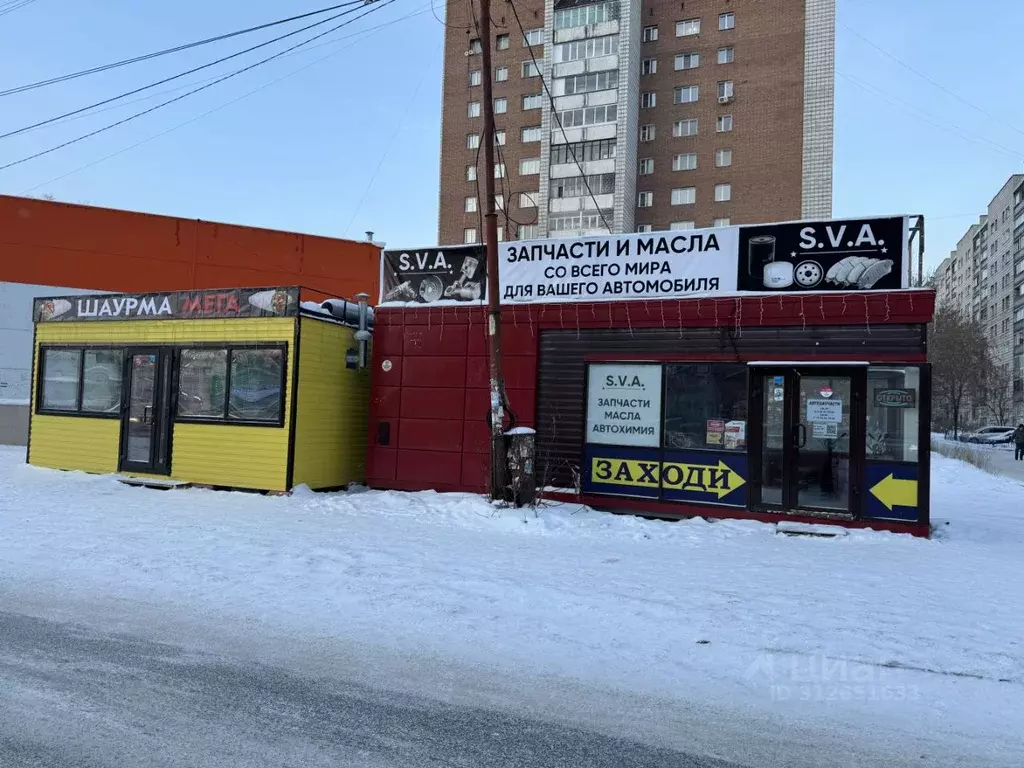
[176,345,286,425]
[37,347,123,416]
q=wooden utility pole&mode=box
[478,0,508,499]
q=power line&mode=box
[0,0,369,140]
[0,0,398,173]
[0,2,371,98]
[505,0,613,233]
[839,21,1024,141]
[23,6,431,193]
[0,0,41,19]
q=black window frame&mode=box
[174,343,288,428]
[35,345,125,419]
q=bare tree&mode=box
[981,362,1014,426]
[930,307,990,437]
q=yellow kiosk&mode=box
[28,286,371,492]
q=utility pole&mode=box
[478,0,508,500]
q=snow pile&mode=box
[1,447,1023,763]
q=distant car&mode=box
[966,426,1016,444]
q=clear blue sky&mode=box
[1,0,1022,269]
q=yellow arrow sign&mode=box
[870,473,918,511]
[590,457,745,500]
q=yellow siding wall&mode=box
[292,317,371,489]
[30,318,295,491]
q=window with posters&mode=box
[583,362,749,507]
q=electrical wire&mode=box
[0,1,370,98]
[0,0,370,140]
[505,0,612,232]
[0,0,40,19]
[22,6,431,193]
[0,0,398,173]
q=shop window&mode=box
[38,347,123,415]
[663,363,748,451]
[177,346,286,425]
[867,366,920,462]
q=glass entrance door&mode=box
[118,349,173,475]
[752,367,864,516]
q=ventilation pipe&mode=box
[353,292,372,369]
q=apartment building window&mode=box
[556,104,617,128]
[718,46,734,64]
[676,18,700,36]
[522,61,539,78]
[673,152,697,171]
[493,130,506,145]
[641,58,657,75]
[640,124,655,141]
[466,165,477,181]
[638,192,654,208]
[637,224,653,233]
[551,173,615,198]
[714,217,731,227]
[641,91,657,108]
[675,52,699,70]
[715,148,733,167]
[554,35,618,63]
[521,125,541,142]
[519,192,537,208]
[674,85,699,104]
[638,158,654,175]
[674,118,698,137]
[550,138,616,164]
[718,81,734,100]
[523,28,543,46]
[494,163,506,178]
[715,183,732,202]
[520,225,539,239]
[468,101,481,118]
[469,70,482,87]
[494,97,507,114]
[717,114,733,132]
[562,70,618,95]
[495,66,508,82]
[497,34,509,50]
[523,93,543,110]
[494,195,505,210]
[554,2,616,29]
[520,158,541,175]
[469,38,482,54]
[642,25,658,42]
[497,226,505,241]
[670,221,695,230]
[464,228,478,243]
[467,133,480,149]
[671,187,696,205]
[719,12,735,30]
[465,196,478,213]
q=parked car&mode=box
[964,426,1016,444]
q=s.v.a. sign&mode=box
[380,245,487,305]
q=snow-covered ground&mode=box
[2,445,1023,766]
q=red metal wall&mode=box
[366,290,936,494]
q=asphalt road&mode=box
[0,611,744,768]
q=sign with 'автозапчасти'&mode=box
[586,363,662,448]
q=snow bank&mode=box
[1,447,1023,764]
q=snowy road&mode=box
[0,610,738,768]
[2,446,1024,766]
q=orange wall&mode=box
[0,195,380,301]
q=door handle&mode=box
[143,405,153,424]
[795,423,807,448]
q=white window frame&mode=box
[466,165,477,181]
[637,191,654,208]
[469,70,482,87]
[465,196,478,213]
[521,125,542,143]
[495,66,509,82]
[718,46,734,64]
[493,130,506,146]
[494,163,506,178]
[464,228,478,243]
[522,60,539,78]
[523,28,543,46]
[640,123,655,141]
[674,85,699,104]
[671,187,696,206]
[469,38,482,54]
[717,114,733,132]
[496,34,510,50]
[719,12,735,30]
[468,101,481,118]
[641,91,657,108]
[675,52,699,70]
[638,157,654,175]
[642,25,658,42]
[519,157,541,175]
[715,183,732,202]
[672,152,697,172]
[522,93,543,110]
[673,119,698,137]
[636,223,653,233]
[641,58,657,75]
[718,80,734,99]
[715,148,733,167]
[494,97,508,114]
[670,221,695,231]
[713,217,731,227]
[676,18,700,36]
[519,192,537,208]
[466,133,481,149]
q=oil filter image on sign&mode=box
[380,245,487,304]
[737,216,908,292]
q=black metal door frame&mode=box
[118,347,174,475]
[749,365,867,517]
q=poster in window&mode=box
[586,363,662,448]
[380,245,487,305]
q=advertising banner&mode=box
[736,216,907,292]
[34,287,299,323]
[501,227,740,304]
[380,245,487,305]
